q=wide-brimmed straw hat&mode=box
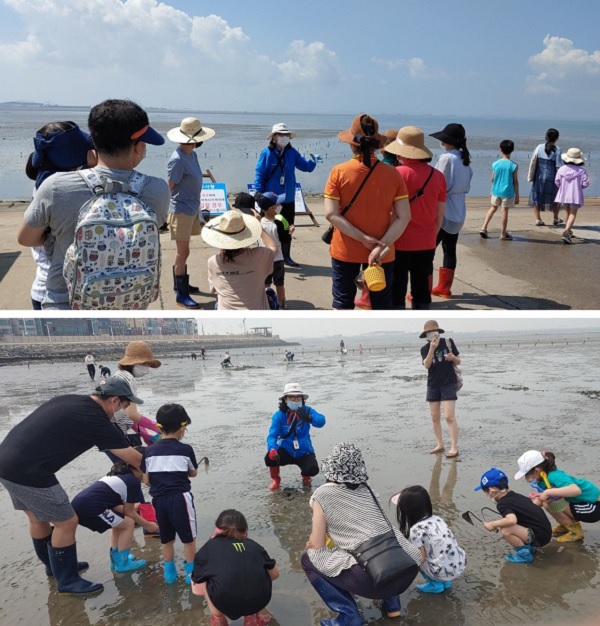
[561,148,585,165]
[118,341,161,368]
[201,209,263,250]
[419,320,445,339]
[338,114,387,149]
[381,129,399,149]
[429,123,466,147]
[167,117,215,144]
[267,122,296,140]
[321,442,369,485]
[384,126,433,160]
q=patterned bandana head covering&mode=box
[321,442,369,485]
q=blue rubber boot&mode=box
[184,560,194,584]
[47,543,103,594]
[33,535,88,577]
[380,595,401,617]
[173,266,200,294]
[505,546,534,563]
[163,559,177,584]
[110,547,136,571]
[175,274,201,309]
[113,549,147,572]
[416,573,445,593]
[309,574,363,626]
[443,580,452,589]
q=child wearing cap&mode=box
[141,404,199,584]
[264,383,326,490]
[515,450,600,543]
[256,192,291,309]
[393,485,466,593]
[554,149,589,244]
[475,468,551,563]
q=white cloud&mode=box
[371,55,447,79]
[0,0,341,107]
[527,35,600,94]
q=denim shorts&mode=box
[426,383,457,402]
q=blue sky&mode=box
[1,0,599,118]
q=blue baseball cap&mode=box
[474,468,508,491]
[256,191,285,211]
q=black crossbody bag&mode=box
[322,161,380,244]
[409,167,434,203]
[350,484,419,590]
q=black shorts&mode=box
[77,508,125,533]
[265,260,285,287]
[154,492,197,544]
[570,501,600,523]
[426,383,457,402]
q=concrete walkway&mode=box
[1,197,599,310]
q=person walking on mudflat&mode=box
[84,352,96,381]
[420,320,461,458]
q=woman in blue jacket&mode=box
[265,382,326,490]
[254,123,318,267]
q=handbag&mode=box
[322,161,379,245]
[350,484,419,590]
[449,338,463,391]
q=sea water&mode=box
[1,105,598,201]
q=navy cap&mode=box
[94,377,144,404]
[474,467,508,491]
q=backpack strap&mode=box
[127,170,147,196]
[77,169,147,196]
[78,169,106,195]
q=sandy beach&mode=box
[1,196,599,311]
[0,333,599,625]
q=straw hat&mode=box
[419,320,445,339]
[429,123,466,147]
[561,148,585,165]
[338,114,387,148]
[118,341,161,368]
[267,122,296,140]
[381,129,399,149]
[167,117,215,144]
[384,126,433,160]
[321,442,369,485]
[201,209,263,250]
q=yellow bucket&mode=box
[363,265,386,292]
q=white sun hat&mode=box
[167,117,215,144]
[267,122,296,140]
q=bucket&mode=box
[547,497,567,513]
[363,265,386,291]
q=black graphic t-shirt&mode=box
[192,536,276,620]
[420,337,459,388]
[496,491,552,546]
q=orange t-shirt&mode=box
[324,156,408,263]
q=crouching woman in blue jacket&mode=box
[265,383,326,490]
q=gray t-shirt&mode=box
[23,166,170,307]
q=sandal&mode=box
[479,230,488,239]
[535,220,545,226]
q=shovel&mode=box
[355,246,390,292]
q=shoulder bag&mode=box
[322,161,379,244]
[448,338,463,391]
[349,484,419,589]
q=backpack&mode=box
[63,170,161,310]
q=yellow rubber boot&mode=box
[551,524,568,537]
[556,522,584,543]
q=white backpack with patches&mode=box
[63,170,161,310]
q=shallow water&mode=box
[2,106,599,200]
[0,336,599,625]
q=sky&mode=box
[1,0,599,119]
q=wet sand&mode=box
[0,334,599,625]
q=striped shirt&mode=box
[307,483,421,578]
[141,438,197,498]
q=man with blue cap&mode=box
[0,377,144,594]
[475,467,551,563]
[18,99,170,309]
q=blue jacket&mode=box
[266,405,326,458]
[254,145,316,203]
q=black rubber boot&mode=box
[32,534,88,577]
[47,543,103,594]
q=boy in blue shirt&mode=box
[480,140,519,241]
[142,404,198,584]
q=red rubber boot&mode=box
[354,287,371,310]
[269,466,281,491]
[431,268,454,299]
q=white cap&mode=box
[514,450,545,480]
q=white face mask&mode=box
[276,136,290,149]
[274,205,282,214]
[133,365,150,378]
[426,331,439,341]
[113,400,126,422]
